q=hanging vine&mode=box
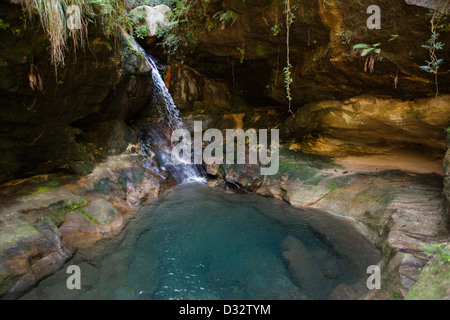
[419,1,449,98]
[284,0,295,115]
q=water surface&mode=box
[22,184,381,300]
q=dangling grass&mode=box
[15,0,131,68]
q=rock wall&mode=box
[284,95,450,158]
[170,0,449,107]
[444,131,450,225]
[0,0,153,184]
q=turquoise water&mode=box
[22,184,381,300]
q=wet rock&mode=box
[84,199,123,232]
[0,153,165,298]
[205,163,220,176]
[122,47,152,75]
[169,61,236,112]
[219,156,448,299]
[405,244,450,300]
[281,236,326,299]
[329,280,372,300]
[0,219,71,299]
[404,0,447,9]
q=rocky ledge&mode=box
[0,150,168,299]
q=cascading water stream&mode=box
[131,40,205,184]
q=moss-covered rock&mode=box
[405,250,450,300]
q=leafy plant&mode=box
[337,30,353,45]
[204,21,217,32]
[420,2,449,97]
[271,24,281,37]
[353,43,382,74]
[134,24,150,39]
[156,0,211,62]
[213,9,237,30]
[421,242,450,263]
[236,44,245,64]
[284,0,295,115]
[389,34,399,42]
[16,0,132,68]
[284,63,293,107]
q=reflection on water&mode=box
[22,184,381,300]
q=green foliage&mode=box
[17,0,131,67]
[204,21,217,32]
[420,3,449,97]
[420,33,445,73]
[271,24,281,37]
[134,24,150,39]
[284,0,295,115]
[68,199,88,212]
[421,242,450,263]
[389,34,399,42]
[236,44,245,64]
[0,18,21,36]
[337,30,352,45]
[353,43,382,57]
[283,63,293,103]
[352,35,398,74]
[156,0,210,62]
[213,9,237,29]
[79,209,99,226]
[0,18,9,30]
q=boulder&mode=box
[131,5,172,38]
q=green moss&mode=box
[33,186,54,194]
[355,187,395,205]
[0,273,14,294]
[382,194,397,205]
[0,221,40,252]
[307,173,333,186]
[79,209,99,226]
[277,159,319,181]
[93,180,111,195]
[75,142,89,158]
[46,198,88,227]
[280,148,337,170]
[326,175,353,192]
[405,255,450,300]
[19,178,61,197]
[255,41,269,57]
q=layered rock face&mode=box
[284,95,450,159]
[171,0,450,107]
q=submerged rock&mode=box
[281,235,326,299]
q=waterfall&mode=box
[132,40,206,184]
